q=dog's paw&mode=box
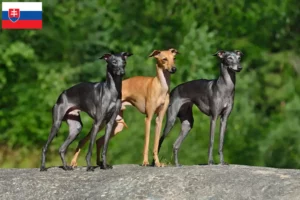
[219,161,229,166]
[154,162,165,167]
[40,167,47,172]
[101,164,113,170]
[97,161,103,167]
[142,161,150,166]
[86,166,94,172]
[208,160,214,165]
[70,160,78,168]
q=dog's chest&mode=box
[155,94,168,113]
[217,95,233,112]
[106,95,119,110]
[103,100,118,119]
[98,88,119,118]
[158,92,168,105]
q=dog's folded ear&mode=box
[213,50,225,58]
[149,50,161,58]
[234,50,243,56]
[99,53,112,61]
[169,48,179,55]
[121,52,133,59]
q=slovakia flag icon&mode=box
[2,2,42,29]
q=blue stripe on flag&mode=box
[2,11,42,20]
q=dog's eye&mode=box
[227,57,233,61]
[112,60,117,64]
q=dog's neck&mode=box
[106,71,122,99]
[217,63,236,90]
[156,63,170,92]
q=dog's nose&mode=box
[171,67,177,73]
[236,66,242,72]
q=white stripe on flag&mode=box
[2,2,42,11]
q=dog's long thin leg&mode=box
[172,104,193,167]
[101,101,122,169]
[158,115,175,153]
[153,97,169,167]
[151,109,175,166]
[96,111,125,166]
[219,116,227,165]
[208,115,217,165]
[219,109,231,165]
[96,120,124,166]
[70,132,90,167]
[158,97,184,154]
[143,112,154,166]
[40,104,65,171]
[173,119,193,167]
[100,122,114,169]
[151,98,183,166]
[86,120,102,171]
[70,123,105,167]
[59,116,82,170]
[40,122,61,171]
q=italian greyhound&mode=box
[70,48,179,168]
[40,52,133,172]
[157,50,243,166]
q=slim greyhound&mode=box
[157,50,243,166]
[70,48,179,167]
[40,52,132,172]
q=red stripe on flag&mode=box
[2,20,42,29]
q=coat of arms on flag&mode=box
[2,2,42,29]
[8,8,20,22]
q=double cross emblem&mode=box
[8,8,20,22]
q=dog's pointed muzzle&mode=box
[170,67,177,74]
[236,66,243,72]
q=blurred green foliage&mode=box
[0,0,299,168]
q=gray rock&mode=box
[0,165,299,200]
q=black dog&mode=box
[40,52,132,171]
[157,50,243,166]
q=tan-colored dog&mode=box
[70,48,179,167]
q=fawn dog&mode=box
[70,49,179,167]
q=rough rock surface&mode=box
[0,165,299,200]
